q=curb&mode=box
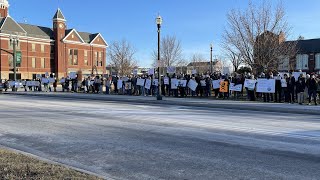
[3,92,320,115]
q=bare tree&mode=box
[109,39,137,76]
[223,45,243,72]
[152,35,183,68]
[222,1,297,74]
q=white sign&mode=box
[153,79,159,86]
[178,80,187,87]
[60,78,65,84]
[36,74,42,79]
[200,80,206,87]
[145,79,152,89]
[244,79,256,90]
[171,78,178,89]
[192,70,197,75]
[117,80,123,89]
[256,79,275,93]
[45,72,49,77]
[133,69,138,75]
[281,79,287,88]
[41,78,49,84]
[34,81,40,87]
[229,83,243,92]
[122,77,129,82]
[164,77,169,85]
[167,66,176,74]
[212,80,221,89]
[148,68,155,75]
[49,78,55,83]
[69,72,77,79]
[188,79,198,91]
[293,72,306,82]
[26,81,32,86]
[137,79,145,86]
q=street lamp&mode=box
[156,15,162,100]
[210,43,213,74]
[10,34,19,91]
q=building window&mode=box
[8,41,20,50]
[316,54,320,69]
[41,44,45,53]
[68,49,78,65]
[99,51,103,67]
[278,56,289,71]
[32,57,36,68]
[296,54,308,70]
[41,58,45,68]
[95,52,98,66]
[84,50,88,66]
[32,44,36,52]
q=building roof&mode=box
[19,23,53,39]
[295,38,320,54]
[77,32,98,43]
[53,8,66,21]
[188,61,216,67]
[0,16,26,35]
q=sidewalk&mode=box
[2,91,320,115]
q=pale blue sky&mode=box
[8,0,320,67]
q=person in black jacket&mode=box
[274,74,282,103]
[296,74,306,105]
[307,74,318,105]
[287,73,295,103]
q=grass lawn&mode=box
[0,148,103,180]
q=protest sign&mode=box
[41,78,49,84]
[48,78,55,83]
[178,80,187,87]
[188,79,198,91]
[36,74,42,79]
[167,66,176,74]
[164,77,169,85]
[148,68,154,75]
[133,69,138,75]
[220,81,229,93]
[145,79,152,89]
[281,79,287,88]
[191,70,197,75]
[293,72,306,82]
[200,80,206,87]
[34,81,40,87]
[171,78,178,89]
[69,72,77,79]
[229,83,243,92]
[122,77,129,82]
[153,79,159,86]
[60,78,65,84]
[117,80,123,89]
[125,82,132,90]
[137,79,145,86]
[26,81,32,87]
[212,80,221,89]
[256,79,276,93]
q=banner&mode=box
[281,79,287,88]
[212,80,221,89]
[145,79,152,89]
[148,68,154,75]
[26,81,32,87]
[117,80,123,89]
[152,79,159,86]
[164,77,169,85]
[34,81,40,87]
[229,83,243,92]
[178,80,187,87]
[220,81,229,93]
[171,78,178,89]
[137,79,145,86]
[188,79,198,91]
[256,79,276,93]
[125,82,132,90]
[167,66,176,74]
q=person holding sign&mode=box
[220,76,229,99]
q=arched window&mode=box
[316,53,320,69]
[296,54,308,70]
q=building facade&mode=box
[0,0,108,80]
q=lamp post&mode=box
[10,35,19,91]
[156,15,162,100]
[210,43,213,74]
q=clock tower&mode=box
[53,8,66,78]
[0,0,9,17]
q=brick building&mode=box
[0,0,108,80]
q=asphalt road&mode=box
[0,95,319,180]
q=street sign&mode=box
[16,51,22,64]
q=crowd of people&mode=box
[1,70,320,105]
